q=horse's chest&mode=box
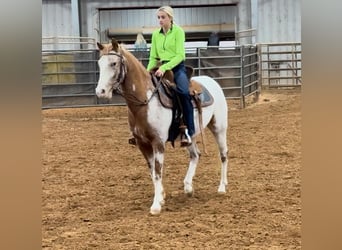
[128,108,151,136]
[129,101,171,142]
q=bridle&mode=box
[101,51,127,95]
[99,51,162,106]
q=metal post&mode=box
[256,44,261,101]
[237,0,252,45]
[267,44,270,87]
[71,0,80,50]
[197,48,201,76]
[93,49,98,105]
[294,44,299,85]
[240,45,245,108]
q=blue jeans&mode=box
[171,62,195,136]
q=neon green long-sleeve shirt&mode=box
[146,24,186,72]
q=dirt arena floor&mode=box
[42,88,301,249]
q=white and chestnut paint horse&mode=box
[95,39,228,215]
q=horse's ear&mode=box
[97,42,104,51]
[111,38,119,52]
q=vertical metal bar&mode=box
[240,45,245,108]
[93,49,98,105]
[234,16,238,45]
[258,43,262,92]
[71,0,80,49]
[55,54,60,84]
[255,44,260,101]
[294,45,298,85]
[197,47,201,76]
[291,44,295,85]
[267,44,270,87]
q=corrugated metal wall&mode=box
[42,0,73,37]
[100,6,236,30]
[42,0,301,45]
[83,1,239,42]
[99,6,237,42]
[256,0,301,43]
[81,0,238,9]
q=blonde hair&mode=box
[157,6,174,23]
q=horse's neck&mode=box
[121,54,154,109]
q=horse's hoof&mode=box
[218,184,226,193]
[184,185,194,196]
[186,191,194,197]
[150,206,161,215]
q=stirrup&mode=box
[180,128,192,147]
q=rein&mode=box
[101,52,162,106]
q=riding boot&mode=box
[179,93,195,147]
[179,124,192,147]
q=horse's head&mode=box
[96,39,127,99]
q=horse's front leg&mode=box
[138,141,165,215]
[149,147,166,215]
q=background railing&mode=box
[258,42,302,87]
[41,38,260,109]
[41,46,259,109]
[42,36,97,51]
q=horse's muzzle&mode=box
[95,87,105,97]
[96,87,112,99]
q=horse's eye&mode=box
[110,62,116,67]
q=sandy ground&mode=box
[42,88,301,249]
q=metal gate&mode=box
[258,42,302,87]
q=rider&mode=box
[147,5,194,147]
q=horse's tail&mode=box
[193,91,208,155]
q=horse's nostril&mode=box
[101,89,105,94]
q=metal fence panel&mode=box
[42,44,259,109]
[258,42,302,87]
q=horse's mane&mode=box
[119,45,150,79]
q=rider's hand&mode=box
[155,68,164,77]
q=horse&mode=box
[95,39,228,215]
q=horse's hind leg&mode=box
[208,122,229,193]
[183,140,201,195]
[217,133,228,193]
